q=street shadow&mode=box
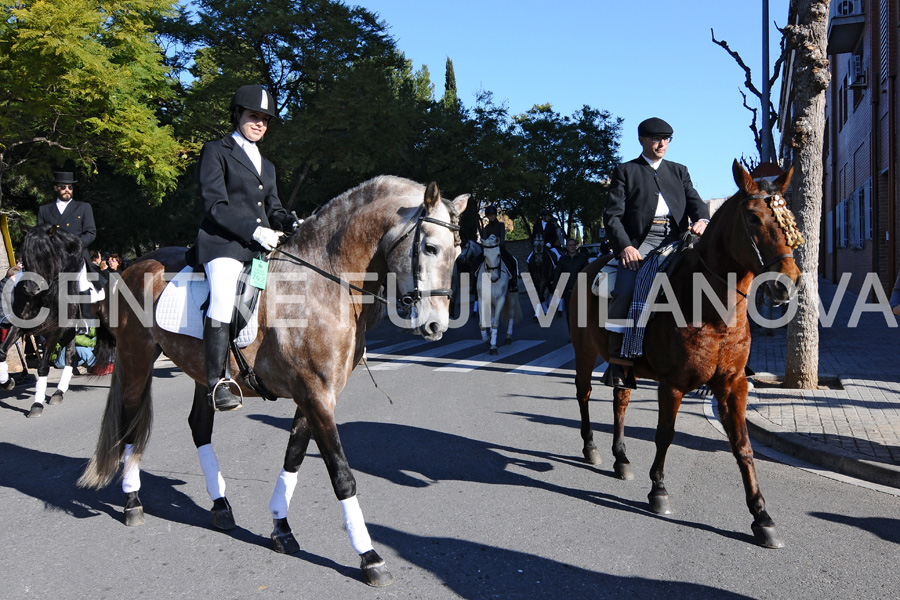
[808,511,900,545]
[368,524,754,600]
[249,415,753,546]
[0,441,264,541]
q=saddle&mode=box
[156,260,277,401]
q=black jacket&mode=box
[191,135,294,265]
[604,155,709,257]
[37,200,96,250]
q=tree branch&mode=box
[711,28,764,99]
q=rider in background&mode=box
[532,208,564,261]
[479,205,519,292]
[552,237,590,331]
[187,84,297,411]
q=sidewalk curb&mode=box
[745,401,900,490]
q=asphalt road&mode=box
[0,309,898,599]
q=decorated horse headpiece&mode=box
[766,194,804,249]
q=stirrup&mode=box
[209,378,243,411]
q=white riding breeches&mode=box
[204,257,243,323]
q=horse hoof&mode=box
[0,377,15,391]
[124,493,145,526]
[271,531,300,554]
[752,524,785,549]
[504,337,512,345]
[489,347,499,355]
[648,493,673,515]
[614,461,634,480]
[124,506,145,526]
[360,550,394,587]
[26,403,43,418]
[210,497,236,530]
[582,445,602,466]
[48,391,64,405]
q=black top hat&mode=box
[53,172,77,184]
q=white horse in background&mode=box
[475,235,521,354]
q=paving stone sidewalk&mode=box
[745,275,900,489]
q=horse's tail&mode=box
[77,362,153,489]
[88,297,116,375]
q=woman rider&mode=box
[190,84,297,411]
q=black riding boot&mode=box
[602,332,637,389]
[204,318,242,411]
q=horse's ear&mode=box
[775,165,794,192]
[424,181,440,210]
[732,159,755,193]
[451,193,470,215]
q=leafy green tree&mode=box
[512,103,621,238]
[442,57,458,111]
[0,0,185,209]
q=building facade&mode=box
[778,0,899,294]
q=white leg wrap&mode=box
[269,469,299,519]
[341,496,374,554]
[197,444,226,500]
[122,444,141,493]
[0,361,8,384]
[34,376,48,405]
[57,365,74,393]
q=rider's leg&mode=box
[603,263,638,389]
[204,258,243,411]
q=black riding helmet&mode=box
[485,205,498,216]
[230,85,276,124]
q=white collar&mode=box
[232,131,257,152]
[642,155,663,170]
[56,198,72,212]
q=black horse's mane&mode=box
[17,225,86,327]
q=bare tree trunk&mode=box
[783,0,831,389]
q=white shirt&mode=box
[642,154,670,217]
[56,198,71,214]
[232,131,262,175]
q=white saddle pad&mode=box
[155,267,259,348]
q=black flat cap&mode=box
[637,117,673,137]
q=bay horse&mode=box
[527,234,556,318]
[77,176,468,587]
[569,161,803,548]
[475,234,520,354]
[0,225,114,417]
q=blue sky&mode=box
[354,0,790,200]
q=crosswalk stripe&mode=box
[435,339,544,373]
[507,344,575,375]
[367,339,484,371]
[365,338,429,356]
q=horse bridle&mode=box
[695,191,797,300]
[386,206,461,309]
[274,204,459,309]
[740,192,796,271]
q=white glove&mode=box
[252,226,283,251]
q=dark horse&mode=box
[526,233,556,317]
[0,225,114,417]
[569,161,803,548]
[77,177,468,587]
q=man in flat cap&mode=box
[601,117,709,388]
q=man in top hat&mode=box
[601,117,710,388]
[532,208,564,260]
[37,171,103,323]
[37,172,97,255]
